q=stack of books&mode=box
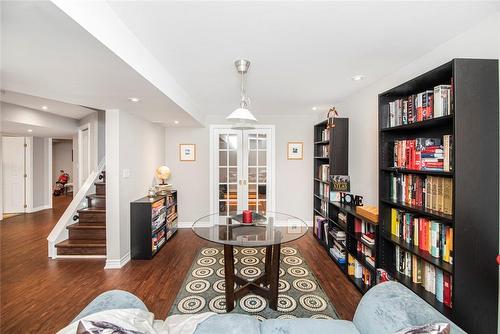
[391,209,454,264]
[361,232,376,246]
[386,84,453,127]
[318,181,330,200]
[318,145,329,157]
[357,240,375,267]
[393,135,453,171]
[389,173,453,215]
[320,128,329,141]
[329,239,346,264]
[395,245,453,307]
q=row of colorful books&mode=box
[393,135,453,172]
[314,215,329,242]
[391,209,453,264]
[318,181,330,199]
[389,173,453,215]
[348,254,373,288]
[318,164,329,182]
[395,245,453,307]
[386,84,453,128]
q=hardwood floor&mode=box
[0,199,361,333]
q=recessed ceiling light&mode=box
[352,75,366,81]
[41,106,48,110]
[128,97,141,103]
[174,120,179,124]
[27,129,33,132]
[312,107,318,111]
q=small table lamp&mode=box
[155,165,172,194]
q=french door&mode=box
[211,126,274,217]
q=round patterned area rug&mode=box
[169,246,339,320]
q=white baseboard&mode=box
[26,205,51,213]
[104,252,130,269]
[178,221,193,228]
[56,255,106,259]
[178,221,313,228]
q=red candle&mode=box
[242,210,253,224]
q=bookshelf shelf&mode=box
[314,178,328,184]
[313,194,329,202]
[314,140,330,145]
[380,114,453,132]
[381,233,453,273]
[379,198,453,223]
[378,59,499,333]
[314,156,329,160]
[381,167,453,177]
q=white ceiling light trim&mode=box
[226,59,257,129]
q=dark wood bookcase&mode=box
[131,190,178,259]
[314,119,379,294]
[378,59,499,334]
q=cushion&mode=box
[194,314,261,334]
[261,319,360,334]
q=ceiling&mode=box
[107,1,499,116]
[1,1,499,126]
[1,120,76,139]
[0,1,200,127]
[0,90,94,120]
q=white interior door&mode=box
[211,126,274,217]
[2,137,26,213]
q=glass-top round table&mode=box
[192,211,308,312]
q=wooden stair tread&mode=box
[67,223,105,230]
[78,207,106,213]
[55,239,106,247]
[94,181,106,185]
[87,194,105,199]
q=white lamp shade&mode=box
[226,107,257,122]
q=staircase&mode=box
[55,172,106,256]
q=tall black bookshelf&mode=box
[313,119,380,294]
[378,59,499,334]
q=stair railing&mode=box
[47,159,105,258]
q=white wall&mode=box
[166,114,315,225]
[334,11,500,205]
[52,140,73,184]
[106,109,165,268]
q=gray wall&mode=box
[32,137,49,208]
[52,140,73,184]
[165,114,315,224]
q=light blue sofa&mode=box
[73,281,466,334]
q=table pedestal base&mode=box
[224,244,281,312]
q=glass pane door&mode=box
[216,130,242,217]
[243,129,271,215]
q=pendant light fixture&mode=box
[226,59,257,129]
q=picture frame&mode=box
[179,144,196,161]
[287,141,303,160]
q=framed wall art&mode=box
[179,144,196,161]
[287,141,303,160]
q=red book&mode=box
[354,218,362,233]
[443,273,452,307]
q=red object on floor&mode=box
[243,210,253,224]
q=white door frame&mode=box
[209,124,276,215]
[78,123,91,188]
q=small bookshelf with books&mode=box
[330,202,379,293]
[131,190,178,260]
[378,59,499,334]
